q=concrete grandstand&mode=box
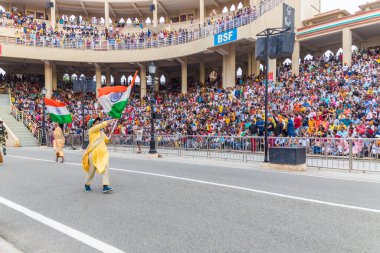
[1,1,380,253]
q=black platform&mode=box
[269,147,306,165]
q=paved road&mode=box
[1,148,380,253]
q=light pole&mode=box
[41,87,47,146]
[256,27,290,163]
[148,62,157,154]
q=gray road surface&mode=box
[0,147,380,253]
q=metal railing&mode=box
[10,105,41,140]
[35,133,380,172]
[0,0,285,51]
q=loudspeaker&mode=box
[47,2,54,8]
[269,147,306,165]
[255,37,266,61]
[256,32,295,60]
[269,32,295,59]
[149,4,155,12]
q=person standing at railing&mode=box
[133,122,143,154]
[0,121,8,156]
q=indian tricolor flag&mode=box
[43,98,73,124]
[98,70,138,119]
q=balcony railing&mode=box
[0,0,285,51]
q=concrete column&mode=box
[268,59,277,82]
[50,0,56,27]
[95,66,102,97]
[44,62,52,98]
[342,27,352,66]
[247,52,252,76]
[181,58,188,94]
[199,62,205,84]
[292,41,300,76]
[52,63,57,91]
[153,0,158,27]
[114,73,120,86]
[105,1,110,29]
[200,0,205,25]
[106,67,111,86]
[140,65,147,99]
[222,44,236,88]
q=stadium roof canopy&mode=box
[2,0,235,18]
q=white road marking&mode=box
[12,148,380,184]
[0,196,125,253]
[6,155,380,214]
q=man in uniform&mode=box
[0,121,8,156]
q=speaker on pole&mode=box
[149,4,155,12]
[269,32,295,59]
[255,37,266,61]
[46,2,54,8]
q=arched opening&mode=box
[61,14,68,22]
[237,2,243,10]
[230,4,236,12]
[0,6,6,12]
[160,75,166,85]
[145,17,152,24]
[121,75,127,85]
[63,73,70,82]
[236,67,243,79]
[260,64,264,71]
[159,16,165,24]
[304,54,313,61]
[78,15,83,22]
[0,68,6,75]
[126,18,132,25]
[119,18,125,24]
[337,48,343,56]
[127,75,133,84]
[100,17,105,25]
[79,74,86,81]
[283,58,292,65]
[71,74,78,81]
[135,75,141,85]
[324,50,334,58]
[110,75,114,85]
[222,6,228,13]
[69,15,76,23]
[209,71,218,81]
[101,75,106,84]
[91,16,98,24]
[92,75,96,81]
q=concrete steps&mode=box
[0,94,39,147]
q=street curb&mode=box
[0,237,23,253]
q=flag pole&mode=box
[106,70,139,141]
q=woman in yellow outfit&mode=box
[53,123,65,163]
[82,118,116,193]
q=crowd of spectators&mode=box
[9,47,380,156]
[1,6,256,49]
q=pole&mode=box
[81,79,86,149]
[41,96,46,146]
[264,29,270,163]
[149,79,157,154]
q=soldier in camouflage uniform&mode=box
[0,121,8,155]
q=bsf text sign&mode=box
[214,29,237,46]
